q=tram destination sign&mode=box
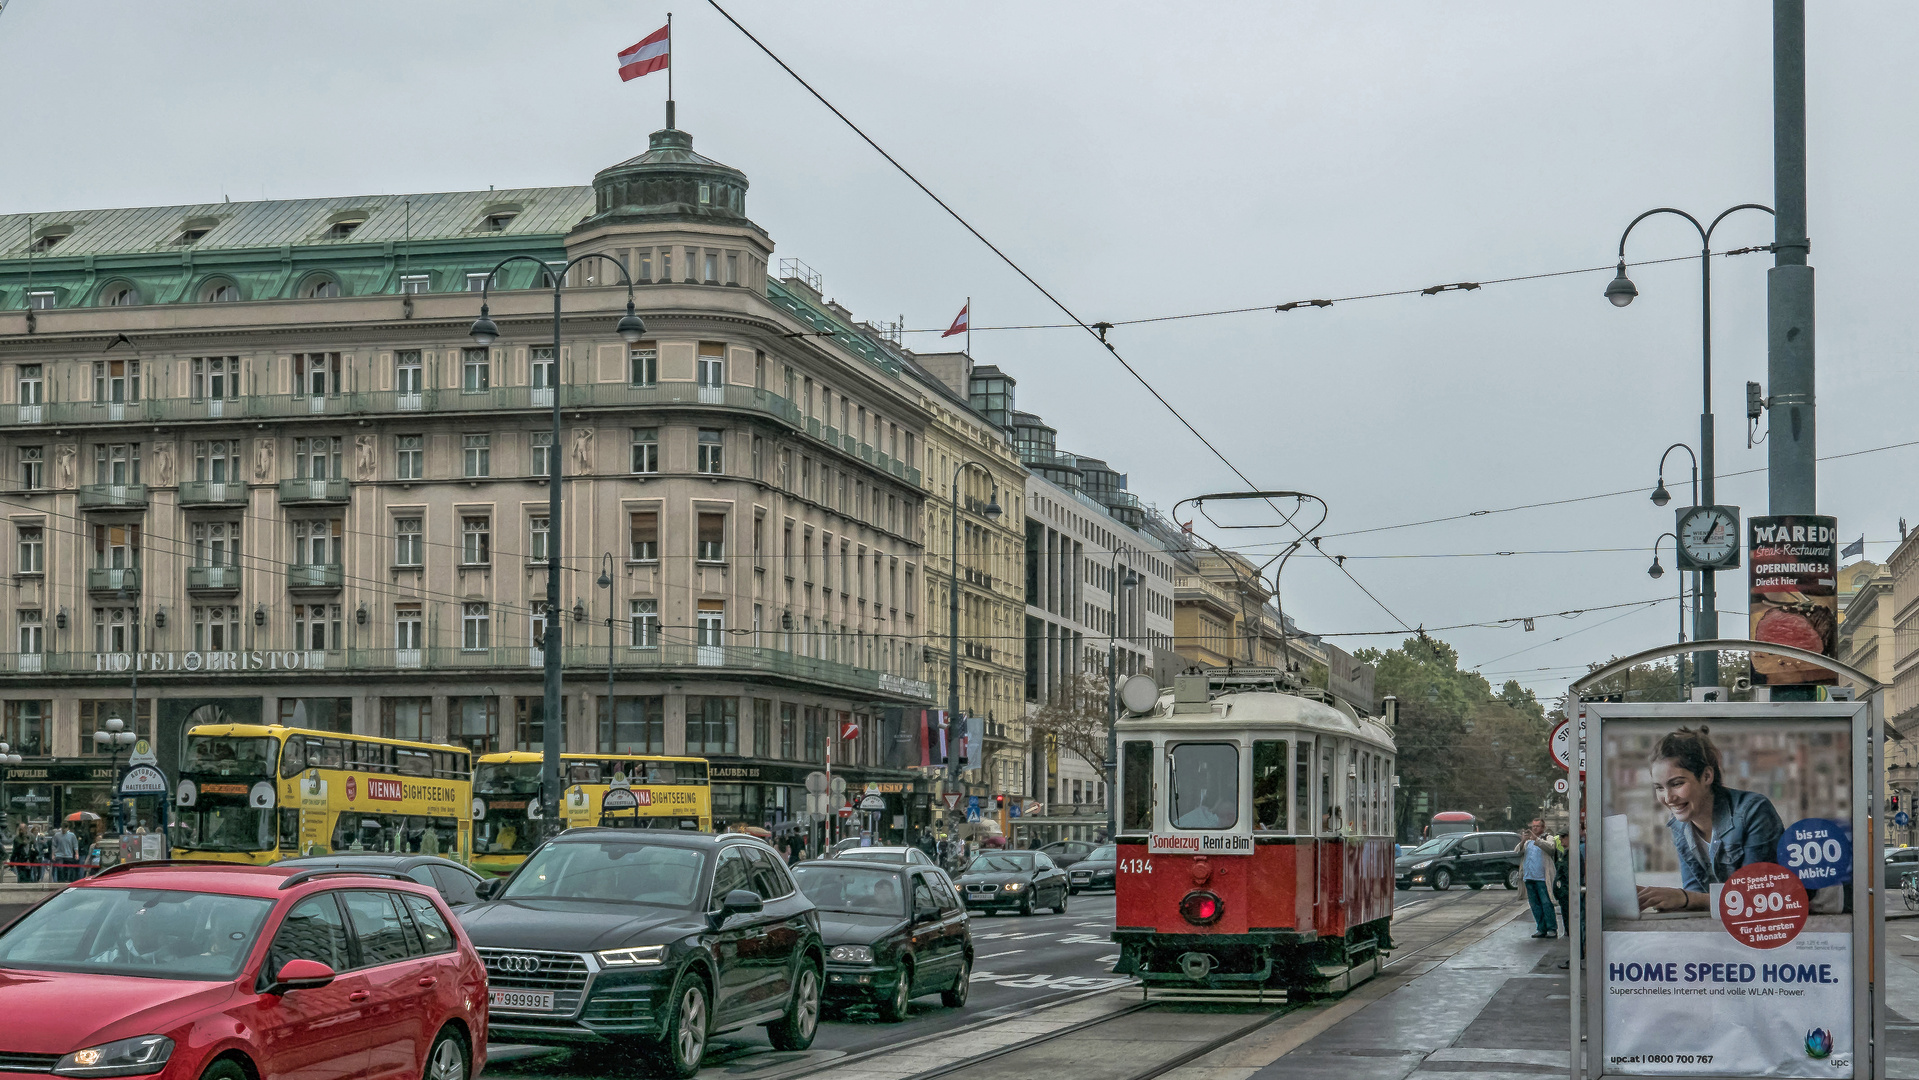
[1147,833,1253,856]
[88,651,331,673]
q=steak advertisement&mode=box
[1748,515,1839,686]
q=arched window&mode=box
[102,285,141,307]
[201,281,240,303]
[304,277,341,299]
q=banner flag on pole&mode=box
[618,24,671,82]
[1841,535,1865,560]
[941,303,969,338]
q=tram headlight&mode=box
[1179,890,1224,927]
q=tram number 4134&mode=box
[1119,857,1153,874]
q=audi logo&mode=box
[497,954,543,975]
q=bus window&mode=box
[184,734,278,778]
[1121,741,1153,832]
[1295,740,1312,836]
[280,735,308,779]
[1169,743,1238,830]
[308,739,345,770]
[1252,740,1287,831]
[279,808,301,850]
[567,762,602,785]
[397,750,432,777]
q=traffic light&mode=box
[995,794,1005,809]
[1893,794,1901,813]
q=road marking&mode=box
[1097,954,1119,964]
[979,949,1025,959]
[971,971,1132,990]
[1057,933,1111,945]
[1905,934,1919,942]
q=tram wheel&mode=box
[1431,868,1452,891]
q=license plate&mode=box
[489,989,556,1012]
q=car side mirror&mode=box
[270,958,336,994]
[721,889,764,917]
[474,877,502,900]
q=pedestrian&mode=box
[51,823,78,883]
[1519,823,1556,938]
[7,824,26,883]
[1552,830,1572,939]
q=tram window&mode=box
[1346,748,1359,834]
[1373,756,1384,834]
[1294,741,1312,836]
[1121,741,1153,832]
[1358,752,1370,833]
[1319,742,1336,833]
[1168,743,1238,830]
[1252,740,1287,831]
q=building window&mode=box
[697,601,724,645]
[703,252,719,283]
[396,435,423,480]
[684,248,699,281]
[514,695,567,752]
[191,605,238,652]
[382,699,431,741]
[191,356,239,400]
[394,517,422,567]
[599,696,665,755]
[461,516,491,565]
[93,523,139,570]
[529,516,549,562]
[93,360,140,404]
[17,447,41,492]
[394,605,423,659]
[530,431,554,477]
[803,707,824,763]
[26,291,54,310]
[629,511,658,562]
[530,601,549,655]
[685,696,738,755]
[294,604,342,650]
[16,526,42,574]
[465,273,491,293]
[294,436,341,479]
[637,250,654,282]
[399,274,430,294]
[279,698,351,733]
[463,434,490,477]
[93,606,135,654]
[629,347,657,387]
[4,701,45,756]
[395,352,423,406]
[697,513,725,563]
[697,429,724,474]
[462,347,491,392]
[698,182,712,205]
[17,610,42,657]
[294,353,339,397]
[697,344,724,390]
[726,254,739,285]
[17,365,42,409]
[530,346,554,394]
[780,703,797,759]
[630,428,659,473]
[752,699,771,756]
[293,518,342,566]
[303,276,341,298]
[193,439,240,484]
[452,696,498,755]
[189,521,239,567]
[629,599,658,648]
[104,286,139,306]
[461,602,490,651]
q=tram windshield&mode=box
[1169,743,1238,830]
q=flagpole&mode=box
[966,295,971,357]
[665,12,675,129]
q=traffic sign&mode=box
[830,775,847,796]
[942,793,961,811]
[805,771,828,795]
[1553,777,1568,794]
[120,764,167,795]
[859,794,885,812]
[1026,801,1042,817]
[1898,811,1912,827]
[1549,713,1588,775]
[838,805,854,818]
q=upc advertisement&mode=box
[1599,718,1853,1076]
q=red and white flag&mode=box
[618,24,671,82]
[941,303,969,338]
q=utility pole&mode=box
[1769,0,1815,514]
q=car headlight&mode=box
[54,1037,173,1078]
[1411,861,1433,871]
[597,945,666,966]
[829,945,875,963]
[1002,882,1022,892]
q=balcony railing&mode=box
[78,483,148,509]
[286,563,343,591]
[277,478,349,504]
[86,567,140,595]
[178,480,249,507]
[186,565,242,593]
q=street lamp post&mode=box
[1607,203,1773,688]
[1647,531,1688,698]
[0,742,21,843]
[1104,547,1138,840]
[945,461,1001,802]
[1650,444,1701,682]
[92,717,136,833]
[471,256,645,834]
[598,553,615,752]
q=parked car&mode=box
[955,851,1070,914]
[827,845,934,867]
[1885,846,1919,891]
[1067,844,1116,894]
[1394,831,1524,891]
[277,853,488,907]
[0,860,486,1080]
[458,828,823,1078]
[791,860,972,1021]
[1039,840,1099,869]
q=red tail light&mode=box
[1179,890,1223,926]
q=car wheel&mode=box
[1020,891,1034,916]
[1054,888,1068,915]
[767,960,821,1051]
[1506,867,1523,891]
[1070,886,1082,896]
[199,1060,247,1080]
[424,1026,467,1080]
[1432,868,1452,892]
[877,961,913,1023]
[647,974,708,1079]
[942,953,971,1008]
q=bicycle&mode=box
[1902,871,1919,911]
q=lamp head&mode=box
[617,301,646,344]
[468,303,500,347]
[254,603,266,627]
[1605,261,1638,307]
[1650,479,1671,507]
[572,600,587,623]
[0,742,11,756]
[597,568,612,590]
[984,494,1002,520]
[1648,556,1665,580]
[1123,570,1139,589]
[93,730,109,746]
[105,717,124,733]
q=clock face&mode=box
[1678,508,1740,565]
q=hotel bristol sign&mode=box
[92,651,331,674]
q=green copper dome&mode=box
[577,128,750,231]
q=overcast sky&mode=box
[2,3,1910,702]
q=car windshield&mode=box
[1407,836,1455,857]
[0,887,272,981]
[792,865,907,916]
[836,849,906,863]
[1089,845,1115,861]
[502,841,706,907]
[967,854,1034,874]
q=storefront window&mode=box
[598,696,664,754]
[4,701,47,757]
[279,697,351,733]
[452,697,498,755]
[79,700,151,755]
[381,698,430,741]
[514,696,567,752]
[685,697,738,755]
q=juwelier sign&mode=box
[92,651,330,673]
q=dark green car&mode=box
[793,860,973,1022]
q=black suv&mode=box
[1394,830,1524,891]
[458,829,824,1078]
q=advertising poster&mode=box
[1748,516,1840,686]
[1599,719,1853,1077]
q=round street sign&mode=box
[829,775,847,796]
[805,771,828,795]
[837,805,855,818]
[1899,811,1912,827]
[1554,778,1568,794]
[1550,720,1572,770]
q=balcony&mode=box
[15,402,42,424]
[286,563,343,592]
[78,484,148,510]
[277,478,349,505]
[178,480,249,507]
[186,565,242,594]
[87,567,140,596]
[45,400,150,425]
[262,394,351,419]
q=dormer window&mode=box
[304,277,341,299]
[176,228,210,245]
[698,182,712,205]
[29,232,69,254]
[324,217,365,240]
[485,212,516,231]
[200,282,240,303]
[104,286,140,307]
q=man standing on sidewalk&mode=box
[1520,823,1557,938]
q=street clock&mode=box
[1675,505,1741,570]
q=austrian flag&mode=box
[941,303,969,338]
[618,24,671,82]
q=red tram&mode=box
[1112,669,1397,997]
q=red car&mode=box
[0,861,486,1080]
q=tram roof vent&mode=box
[1172,674,1212,712]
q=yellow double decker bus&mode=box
[173,724,473,864]
[471,752,711,875]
